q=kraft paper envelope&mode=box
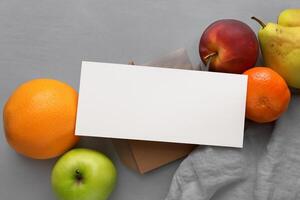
[76,61,247,148]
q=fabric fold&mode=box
[165,93,300,200]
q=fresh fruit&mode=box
[51,148,117,200]
[3,78,79,159]
[243,67,290,123]
[278,9,300,27]
[252,16,300,88]
[199,19,259,73]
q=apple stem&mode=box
[203,52,217,62]
[202,52,217,71]
[75,169,83,182]
[251,16,266,28]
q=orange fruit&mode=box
[243,67,291,123]
[3,79,79,159]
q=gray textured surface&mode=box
[0,1,299,200]
[166,95,300,200]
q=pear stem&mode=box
[251,16,266,28]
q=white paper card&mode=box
[76,61,247,148]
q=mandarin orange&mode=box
[244,67,291,123]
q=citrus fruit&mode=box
[3,79,79,159]
[243,67,291,123]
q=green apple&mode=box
[51,148,117,200]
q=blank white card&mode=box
[75,61,247,148]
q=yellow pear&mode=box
[252,17,300,88]
[278,9,300,27]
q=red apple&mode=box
[199,19,259,74]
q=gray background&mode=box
[0,0,298,200]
